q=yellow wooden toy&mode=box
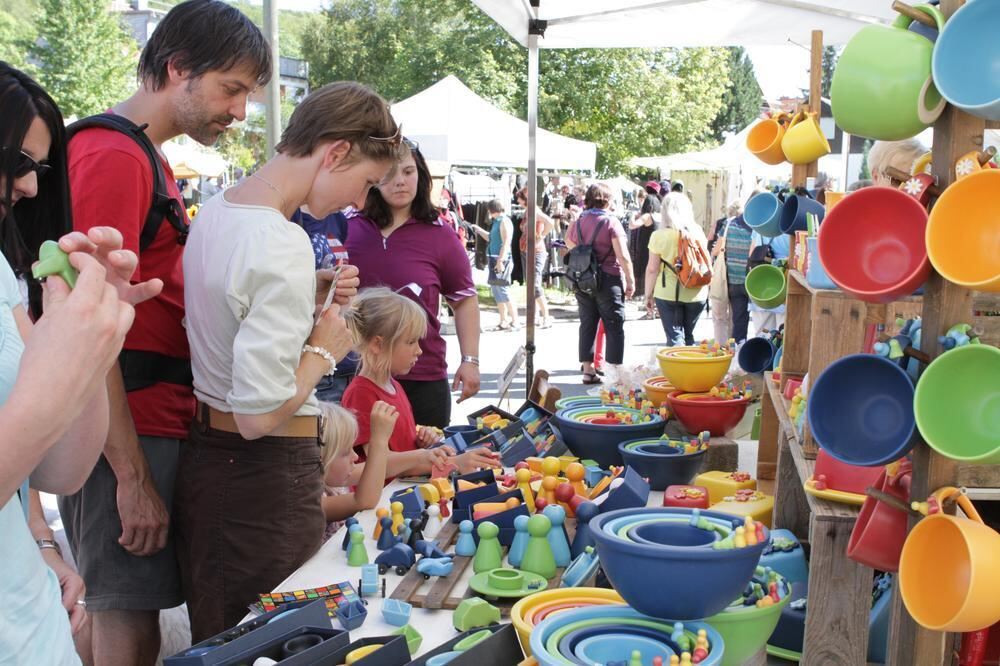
[694,470,757,505]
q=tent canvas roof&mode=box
[390,75,596,171]
[469,1,898,48]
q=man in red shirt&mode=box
[57,2,271,663]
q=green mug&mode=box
[831,4,945,141]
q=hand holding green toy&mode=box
[33,240,78,288]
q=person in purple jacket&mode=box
[346,139,480,428]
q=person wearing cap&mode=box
[670,180,685,194]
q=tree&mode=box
[300,1,730,176]
[0,9,34,69]
[821,46,839,99]
[859,139,873,180]
[710,47,763,141]
[30,0,138,118]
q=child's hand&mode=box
[455,448,501,474]
[369,401,398,445]
[421,446,454,469]
[415,425,443,448]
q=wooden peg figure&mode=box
[373,508,389,541]
[390,501,405,535]
[515,468,536,513]
[542,475,558,505]
[565,462,588,497]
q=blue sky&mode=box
[253,1,808,100]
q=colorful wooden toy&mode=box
[342,517,359,551]
[662,485,710,510]
[347,530,369,566]
[694,470,758,505]
[453,598,501,632]
[542,505,571,567]
[520,514,557,579]
[372,509,389,541]
[376,517,396,551]
[390,501,405,535]
[455,520,476,557]
[508,514,529,567]
[473,522,503,573]
[711,489,775,528]
[569,501,599,558]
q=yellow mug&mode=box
[746,113,790,165]
[824,191,846,211]
[781,111,831,165]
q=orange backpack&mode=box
[661,229,713,298]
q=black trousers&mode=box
[399,377,452,428]
[576,273,626,365]
[729,282,751,343]
[655,298,706,347]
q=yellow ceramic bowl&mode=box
[642,376,676,407]
[510,587,624,655]
[656,347,733,393]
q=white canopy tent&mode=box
[390,75,596,172]
[468,0,900,381]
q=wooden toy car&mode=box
[375,543,416,575]
[452,598,501,632]
[416,556,454,579]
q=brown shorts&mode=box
[173,419,325,643]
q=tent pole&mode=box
[840,129,851,191]
[525,28,540,394]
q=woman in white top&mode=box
[175,81,405,641]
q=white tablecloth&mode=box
[251,478,667,658]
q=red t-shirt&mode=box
[68,126,194,439]
[341,376,418,474]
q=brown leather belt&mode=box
[196,402,321,439]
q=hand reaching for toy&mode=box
[454,448,501,474]
[369,401,398,445]
[415,425,442,448]
[420,446,453,469]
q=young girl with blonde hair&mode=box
[319,400,397,539]
[342,288,499,478]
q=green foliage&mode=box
[30,0,138,118]
[821,46,839,99]
[0,9,34,68]
[300,0,729,177]
[859,138,872,180]
[710,47,763,141]
[225,1,314,59]
[215,98,295,173]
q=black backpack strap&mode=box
[67,114,189,251]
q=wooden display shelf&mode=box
[764,371,870,665]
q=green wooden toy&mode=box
[520,514,556,579]
[472,521,502,574]
[347,529,369,566]
[32,240,77,288]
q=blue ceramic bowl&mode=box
[553,408,665,468]
[618,439,707,491]
[807,354,916,466]
[592,508,768,620]
[529,604,725,666]
[744,192,783,237]
[738,338,776,374]
[779,194,825,234]
[559,624,684,662]
[932,0,1000,121]
[575,633,670,664]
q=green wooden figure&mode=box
[347,529,368,566]
[472,521,502,574]
[520,514,556,579]
[33,240,77,288]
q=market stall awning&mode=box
[162,141,228,178]
[469,0,898,48]
[391,75,597,172]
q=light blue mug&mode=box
[932,0,1000,121]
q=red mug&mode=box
[847,460,912,572]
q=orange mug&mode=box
[746,113,790,165]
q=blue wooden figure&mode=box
[397,518,411,546]
[455,520,476,557]
[376,517,396,551]
[570,501,598,558]
[342,517,359,551]
[542,504,570,567]
[508,514,530,567]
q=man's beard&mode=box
[177,80,234,146]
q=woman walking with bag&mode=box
[565,183,634,384]
[644,192,708,346]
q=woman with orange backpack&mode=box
[644,192,710,346]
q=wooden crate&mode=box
[782,271,923,458]
[389,514,579,616]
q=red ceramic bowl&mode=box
[666,390,750,436]
[812,449,883,495]
[818,187,930,303]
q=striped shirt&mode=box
[724,216,753,285]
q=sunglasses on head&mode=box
[12,150,51,179]
[402,137,419,151]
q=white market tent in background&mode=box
[390,75,597,172]
[466,0,903,384]
[162,140,228,179]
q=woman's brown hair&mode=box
[362,142,438,229]
[584,183,613,210]
[277,81,404,164]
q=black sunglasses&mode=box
[14,150,51,179]
[402,137,419,151]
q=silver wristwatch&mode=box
[303,345,337,376]
[461,355,480,366]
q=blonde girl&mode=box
[319,400,397,538]
[341,288,498,478]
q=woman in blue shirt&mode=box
[0,62,160,664]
